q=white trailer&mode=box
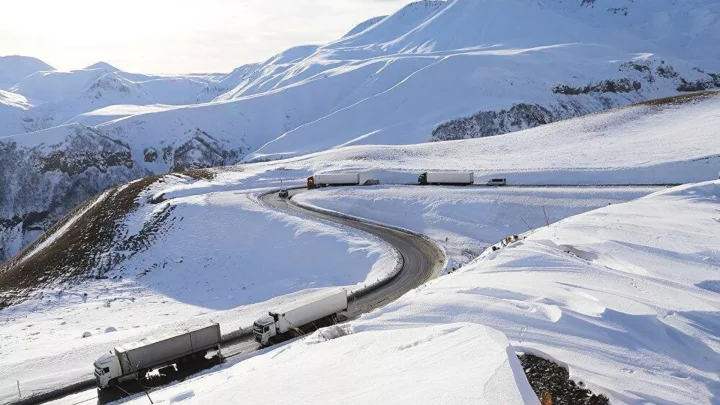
[253,289,348,346]
[307,173,360,189]
[418,172,474,185]
[93,322,221,389]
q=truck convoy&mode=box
[307,173,361,189]
[253,288,348,346]
[93,322,221,389]
[418,172,474,186]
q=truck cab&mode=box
[94,351,122,389]
[253,315,277,346]
[418,172,428,185]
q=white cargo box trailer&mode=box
[254,289,348,345]
[419,172,474,185]
[273,289,347,333]
[94,322,221,388]
[116,323,221,373]
[308,173,360,188]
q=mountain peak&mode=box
[84,61,120,72]
[0,55,55,89]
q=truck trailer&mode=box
[307,173,360,189]
[418,172,474,186]
[253,289,348,346]
[93,322,221,389]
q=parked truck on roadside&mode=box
[253,289,348,346]
[93,322,222,389]
[307,173,360,189]
[418,172,474,186]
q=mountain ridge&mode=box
[1,0,719,262]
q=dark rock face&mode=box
[171,128,243,172]
[430,60,720,142]
[0,124,247,263]
[519,354,610,405]
[144,147,158,163]
[552,79,641,96]
[432,103,556,141]
[0,176,173,308]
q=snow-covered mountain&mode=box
[0,55,54,90]
[3,63,256,130]
[1,0,720,262]
[1,92,718,404]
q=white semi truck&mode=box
[253,289,348,346]
[93,322,221,389]
[307,173,360,189]
[418,172,474,185]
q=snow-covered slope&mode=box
[0,55,54,90]
[1,0,720,262]
[0,173,398,400]
[295,186,663,270]
[546,0,720,68]
[296,180,720,405]
[1,91,718,402]
[47,179,718,405]
[0,90,37,135]
[248,91,720,186]
[121,323,539,405]
[1,91,718,263]
[6,66,235,130]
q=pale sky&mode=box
[0,0,409,74]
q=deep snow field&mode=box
[2,90,719,403]
[245,92,720,185]
[100,181,719,405]
[295,186,663,270]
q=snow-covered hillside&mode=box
[292,180,720,405]
[1,88,718,401]
[295,186,664,270]
[0,55,53,90]
[1,0,719,263]
[1,90,718,263]
[4,64,254,131]
[0,172,399,400]
[60,180,718,405]
[0,89,37,135]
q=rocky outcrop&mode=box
[432,104,556,141]
[0,124,246,263]
[431,60,720,142]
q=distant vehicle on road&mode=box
[253,289,347,346]
[307,173,361,189]
[93,322,221,389]
[418,172,474,186]
[278,189,289,198]
[486,178,507,186]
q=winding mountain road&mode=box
[23,187,444,405]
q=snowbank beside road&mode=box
[353,181,720,404]
[113,181,719,405]
[121,323,539,405]
[294,186,662,269]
